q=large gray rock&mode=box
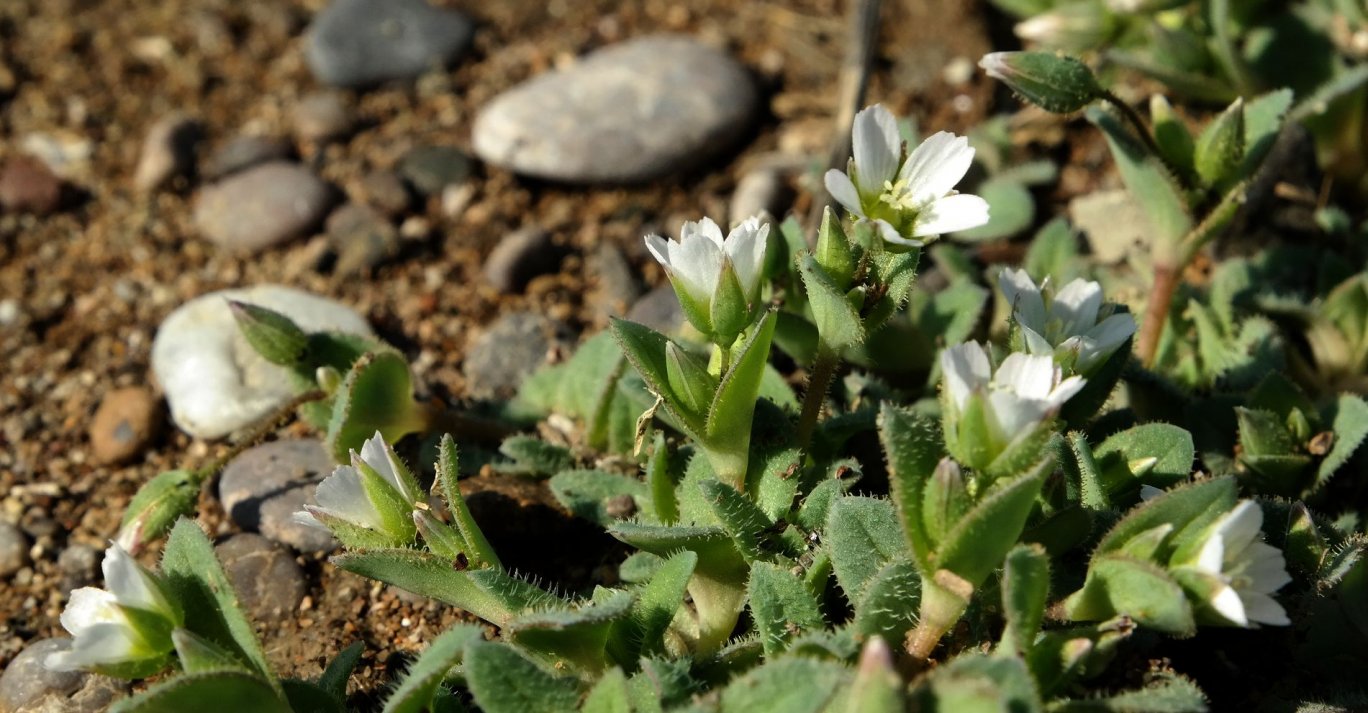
[218,439,338,552]
[151,286,372,439]
[463,312,572,400]
[0,639,124,713]
[215,533,308,621]
[305,0,475,88]
[472,35,758,183]
[193,162,332,253]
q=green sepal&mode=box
[799,253,865,351]
[1058,331,1132,426]
[463,640,581,713]
[117,469,200,553]
[228,300,308,367]
[171,628,250,675]
[353,453,419,543]
[936,456,1051,588]
[863,248,922,334]
[1193,97,1245,192]
[435,434,501,570]
[814,206,856,291]
[413,509,467,561]
[946,392,996,472]
[984,418,1060,482]
[325,351,430,463]
[747,562,825,656]
[380,626,483,713]
[108,671,290,713]
[306,508,410,551]
[998,544,1050,658]
[666,342,718,419]
[1063,554,1196,635]
[711,259,751,344]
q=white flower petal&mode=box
[1209,584,1249,627]
[61,588,121,635]
[996,353,1057,401]
[1239,590,1290,626]
[940,342,991,410]
[292,510,328,530]
[1048,375,1086,409]
[910,194,990,237]
[1195,531,1227,575]
[988,390,1050,439]
[824,170,864,218]
[724,218,768,298]
[102,544,165,614]
[900,132,976,206]
[644,234,672,269]
[873,219,924,247]
[684,217,727,248]
[1215,501,1264,555]
[48,624,144,670]
[1243,542,1293,592]
[1052,279,1104,335]
[1022,326,1055,356]
[313,465,384,531]
[668,229,723,305]
[999,268,1048,332]
[852,105,902,190]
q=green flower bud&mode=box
[1194,97,1245,192]
[815,206,856,292]
[979,51,1105,114]
[228,300,308,366]
[116,469,200,554]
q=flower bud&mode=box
[1193,97,1245,191]
[228,300,308,366]
[979,51,1105,114]
[921,458,970,544]
[1013,2,1115,51]
[815,206,856,292]
[115,469,200,554]
[1149,95,1195,179]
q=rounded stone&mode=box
[133,113,200,192]
[482,226,559,294]
[325,202,400,277]
[304,0,475,89]
[0,638,124,713]
[193,162,333,253]
[463,312,572,400]
[150,285,373,439]
[0,156,64,215]
[0,520,29,578]
[203,135,294,180]
[292,91,354,144]
[57,543,101,593]
[356,170,412,217]
[472,35,758,184]
[214,533,308,621]
[397,145,474,197]
[730,168,793,224]
[218,439,338,552]
[626,284,685,335]
[88,386,162,465]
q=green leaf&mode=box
[435,435,501,570]
[814,207,856,291]
[316,641,363,701]
[748,562,826,656]
[464,640,581,713]
[1063,555,1195,635]
[705,310,779,484]
[1236,407,1311,495]
[228,301,309,367]
[117,469,200,553]
[841,637,905,713]
[1193,97,1245,192]
[381,625,484,713]
[1093,424,1194,498]
[1086,106,1192,247]
[911,653,1042,713]
[718,657,850,713]
[1319,395,1368,488]
[109,671,289,713]
[645,432,679,525]
[497,435,574,478]
[549,470,649,527]
[171,629,252,675]
[878,405,944,571]
[612,320,705,436]
[332,549,558,626]
[1289,63,1368,123]
[936,457,1051,588]
[999,544,1050,657]
[583,667,633,713]
[630,657,700,711]
[699,478,777,563]
[161,520,276,687]
[864,249,923,334]
[1023,218,1082,285]
[325,350,427,462]
[1060,432,1109,512]
[1240,89,1293,177]
[800,254,865,350]
[1046,672,1208,712]
[953,178,1034,243]
[796,477,848,532]
[1093,477,1236,557]
[624,550,697,659]
[506,590,636,673]
[853,559,922,643]
[826,496,906,603]
[1149,95,1195,184]
[281,679,347,713]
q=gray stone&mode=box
[463,312,572,400]
[588,243,642,322]
[0,638,124,713]
[1067,189,1151,264]
[151,285,373,439]
[626,284,684,334]
[217,439,338,552]
[193,162,333,253]
[133,114,200,192]
[292,91,354,144]
[88,386,162,465]
[56,543,100,593]
[0,520,29,578]
[204,135,294,180]
[357,170,412,217]
[472,35,758,183]
[305,0,475,88]
[482,226,559,293]
[398,145,473,197]
[325,202,400,277]
[729,168,793,224]
[215,533,308,621]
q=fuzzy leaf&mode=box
[434,435,501,570]
[1193,98,1245,191]
[1023,218,1083,285]
[1094,477,1236,558]
[1094,424,1195,498]
[109,671,289,713]
[878,405,945,571]
[506,590,636,673]
[325,350,426,462]
[583,667,632,713]
[317,641,363,702]
[1000,544,1051,657]
[1240,89,1293,176]
[912,653,1042,713]
[1064,555,1195,635]
[853,559,922,643]
[550,469,649,527]
[718,657,850,713]
[624,550,697,659]
[161,520,276,687]
[699,477,777,563]
[826,496,905,603]
[381,626,484,713]
[748,562,826,656]
[498,436,574,478]
[612,320,705,436]
[1046,672,1207,712]
[1087,106,1192,246]
[937,457,1051,588]
[800,254,865,350]
[464,641,581,713]
[1318,395,1368,488]
[706,310,779,445]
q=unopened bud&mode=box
[116,470,199,554]
[815,206,856,292]
[228,300,308,366]
[979,51,1105,114]
[1194,97,1245,191]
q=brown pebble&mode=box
[292,91,354,144]
[88,387,162,465]
[482,225,559,293]
[133,113,200,192]
[0,156,64,215]
[356,170,412,217]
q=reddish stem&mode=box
[1136,264,1180,368]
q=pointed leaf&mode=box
[109,671,289,713]
[435,435,501,570]
[506,590,636,673]
[748,562,825,656]
[936,457,1051,588]
[464,641,581,713]
[1319,395,1368,488]
[1093,423,1194,498]
[1064,555,1195,635]
[853,559,922,643]
[381,626,484,713]
[706,310,779,442]
[878,405,944,571]
[799,254,865,350]
[550,469,649,527]
[1094,476,1236,557]
[583,667,633,713]
[317,641,363,702]
[826,496,906,603]
[1086,106,1192,246]
[325,350,427,462]
[999,544,1050,657]
[718,657,850,713]
[624,551,697,659]
[699,477,776,563]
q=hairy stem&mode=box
[197,389,327,483]
[1101,91,1172,176]
[1136,263,1180,368]
[797,343,841,451]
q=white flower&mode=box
[941,342,1085,469]
[644,216,769,340]
[1178,500,1291,627]
[295,431,421,543]
[999,268,1136,374]
[45,543,179,675]
[824,105,989,247]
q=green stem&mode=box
[906,571,972,662]
[797,343,841,451]
[1101,91,1172,177]
[193,389,327,485]
[689,573,747,656]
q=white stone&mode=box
[151,285,372,439]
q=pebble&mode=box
[218,439,338,552]
[626,284,685,334]
[463,312,572,400]
[0,156,64,215]
[729,168,793,224]
[482,226,559,293]
[203,135,294,180]
[214,533,308,621]
[133,113,200,192]
[357,170,412,217]
[88,386,162,465]
[472,35,759,183]
[0,520,29,578]
[1067,189,1150,264]
[304,0,475,88]
[151,285,373,439]
[57,543,100,593]
[0,639,124,713]
[587,243,642,322]
[325,202,400,277]
[397,145,473,197]
[193,162,333,252]
[292,91,355,144]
